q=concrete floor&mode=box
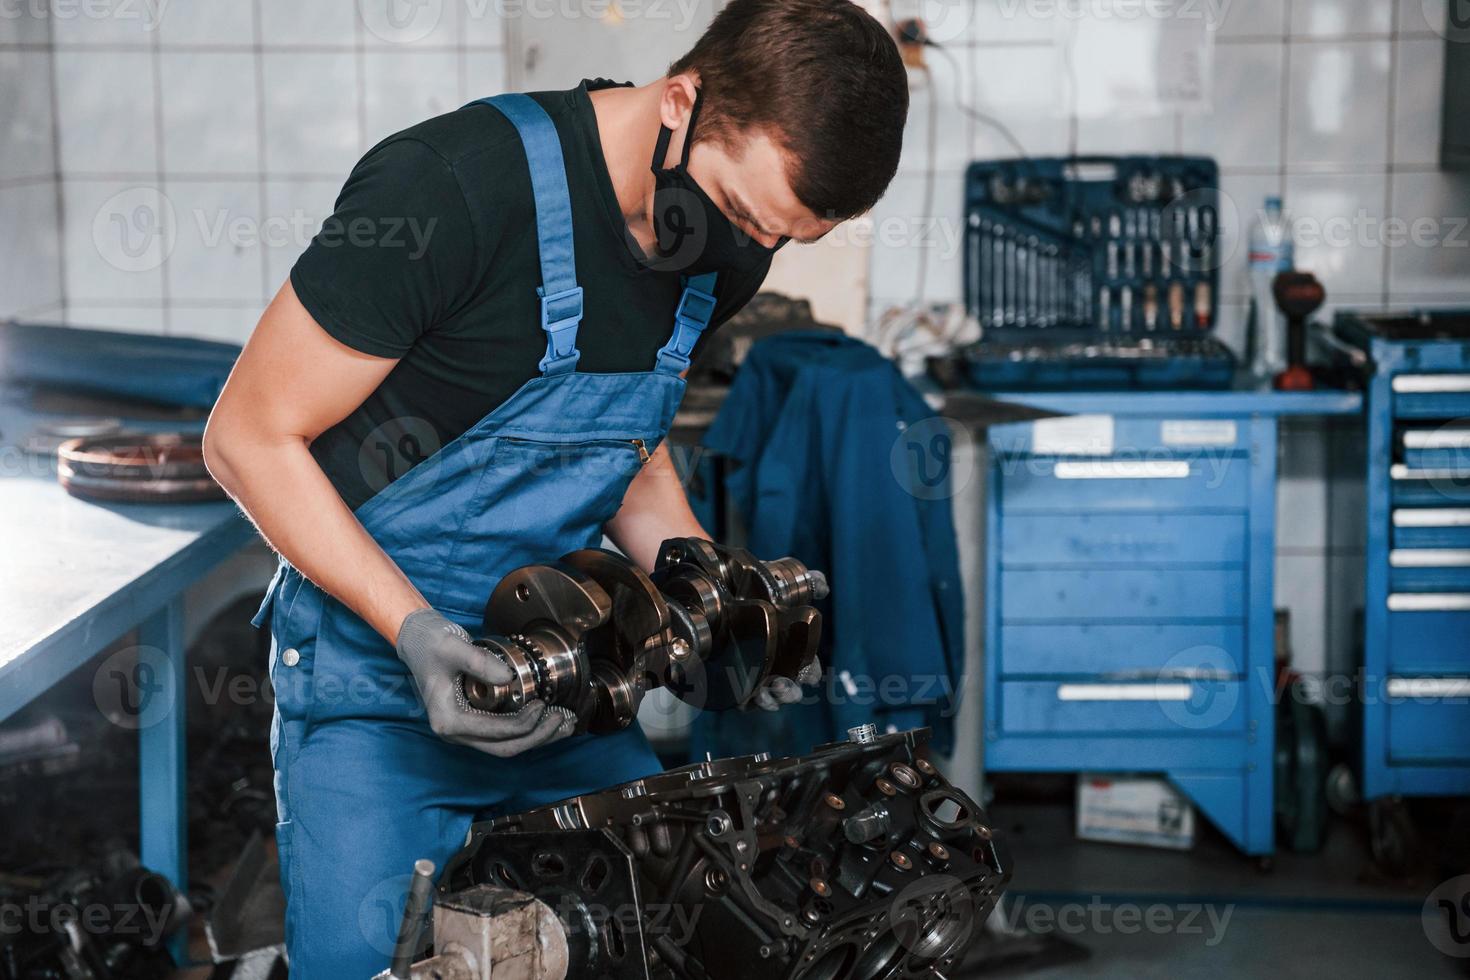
[957,801,1465,979]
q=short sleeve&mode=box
[290,139,477,357]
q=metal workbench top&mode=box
[0,390,254,713]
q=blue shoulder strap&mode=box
[655,272,719,375]
[476,94,583,375]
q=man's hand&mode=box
[753,657,822,712]
[396,609,574,756]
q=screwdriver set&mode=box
[958,155,1236,390]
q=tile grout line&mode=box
[151,20,170,335]
[253,0,270,307]
[44,10,68,321]
[355,5,368,161]
[1278,0,1292,201]
[1381,0,1401,311]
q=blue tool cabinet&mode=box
[1336,312,1470,800]
[981,389,1360,857]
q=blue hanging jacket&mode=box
[700,331,964,754]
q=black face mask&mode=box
[647,90,787,277]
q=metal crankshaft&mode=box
[460,538,828,732]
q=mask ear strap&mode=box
[652,120,674,171]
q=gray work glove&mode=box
[753,658,823,712]
[396,609,575,757]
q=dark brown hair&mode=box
[670,0,908,220]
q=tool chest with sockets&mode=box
[1332,310,1470,800]
[981,399,1281,856]
[960,155,1236,391]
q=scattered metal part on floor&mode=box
[0,849,186,980]
[203,834,284,967]
[0,596,275,902]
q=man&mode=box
[203,0,908,973]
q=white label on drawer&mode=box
[1393,509,1470,527]
[1385,677,1470,699]
[1387,593,1470,611]
[1392,374,1470,394]
[1057,682,1193,702]
[1033,414,1114,456]
[1390,464,1470,481]
[1390,549,1470,567]
[1403,429,1470,449]
[1160,419,1237,446]
[1054,460,1191,480]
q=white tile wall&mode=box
[0,181,63,315]
[0,50,56,183]
[1393,37,1446,167]
[260,52,362,176]
[1180,41,1284,170]
[0,8,61,319]
[55,48,159,175]
[159,51,262,174]
[361,50,462,142]
[1285,39,1392,170]
[2,0,508,337]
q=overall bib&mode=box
[253,94,720,977]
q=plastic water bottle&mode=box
[1246,196,1294,378]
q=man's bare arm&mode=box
[604,440,708,571]
[203,280,429,643]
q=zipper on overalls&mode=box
[630,439,651,464]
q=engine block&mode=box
[431,728,1010,980]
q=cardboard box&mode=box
[1076,775,1195,850]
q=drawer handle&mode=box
[1390,549,1470,567]
[1393,508,1470,527]
[1402,429,1470,449]
[1386,677,1470,698]
[1387,593,1470,611]
[1393,375,1470,394]
[1053,461,1190,480]
[1390,464,1470,481]
[1056,682,1193,702]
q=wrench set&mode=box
[958,156,1235,390]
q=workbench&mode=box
[0,388,255,904]
[970,384,1361,857]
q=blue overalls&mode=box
[253,94,720,977]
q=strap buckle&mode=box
[656,284,718,374]
[538,285,584,373]
[674,285,717,328]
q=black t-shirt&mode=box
[293,80,769,511]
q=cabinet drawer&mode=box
[1393,374,1470,420]
[1001,513,1246,566]
[1401,426,1470,470]
[1390,465,1470,506]
[1386,683,1470,764]
[1001,568,1246,621]
[1000,623,1245,677]
[998,456,1250,511]
[1387,607,1470,675]
[1389,549,1470,592]
[1392,508,1470,549]
[1000,680,1247,734]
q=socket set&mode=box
[958,156,1236,390]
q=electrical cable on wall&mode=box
[925,41,1029,160]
